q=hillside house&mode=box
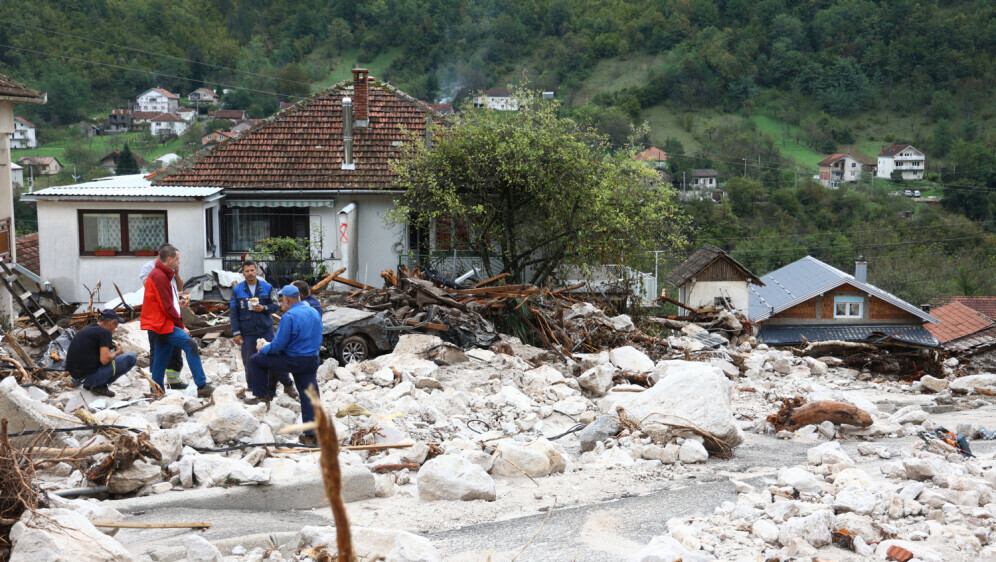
[131,111,159,125]
[18,156,62,176]
[749,256,939,346]
[108,109,133,132]
[924,300,996,368]
[690,169,718,189]
[97,150,146,173]
[137,88,179,114]
[474,87,518,111]
[636,147,668,170]
[0,73,47,319]
[209,109,248,121]
[177,107,197,122]
[11,162,23,189]
[188,88,219,104]
[201,130,235,146]
[817,153,862,188]
[10,116,38,148]
[230,119,261,134]
[876,144,925,181]
[150,113,190,136]
[665,244,763,314]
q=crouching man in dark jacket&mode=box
[65,309,138,397]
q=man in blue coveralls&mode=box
[230,261,297,399]
[246,284,323,445]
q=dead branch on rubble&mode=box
[1,419,39,549]
[305,386,355,562]
[767,397,873,431]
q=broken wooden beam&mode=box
[312,268,347,293]
[404,319,450,331]
[91,521,212,529]
[780,400,873,431]
[472,272,511,287]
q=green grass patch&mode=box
[573,54,658,105]
[641,105,702,154]
[752,114,824,169]
[313,47,401,92]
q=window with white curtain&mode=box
[78,211,167,255]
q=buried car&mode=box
[322,306,401,364]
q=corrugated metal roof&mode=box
[759,324,940,347]
[748,256,939,324]
[24,174,222,200]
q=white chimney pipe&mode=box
[855,256,867,283]
[341,96,355,170]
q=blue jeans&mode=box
[151,328,207,388]
[239,330,291,389]
[248,353,319,434]
[73,353,138,388]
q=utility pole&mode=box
[743,157,747,177]
[682,172,686,195]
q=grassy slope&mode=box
[752,114,824,169]
[12,131,194,181]
[641,105,702,153]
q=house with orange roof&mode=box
[150,113,190,136]
[137,87,179,114]
[876,144,925,181]
[925,299,996,366]
[10,116,38,148]
[817,153,862,188]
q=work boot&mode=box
[85,385,115,398]
[165,370,186,390]
[196,383,215,398]
[243,396,271,408]
[299,434,318,446]
[282,381,299,399]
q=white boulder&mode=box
[678,440,708,464]
[107,460,162,494]
[608,346,654,372]
[10,508,134,561]
[417,455,496,501]
[777,466,823,494]
[184,535,222,562]
[601,360,743,450]
[949,374,996,394]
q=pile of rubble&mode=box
[0,289,994,560]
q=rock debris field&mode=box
[3,313,996,562]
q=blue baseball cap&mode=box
[278,285,300,298]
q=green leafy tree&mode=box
[115,144,140,175]
[389,90,688,284]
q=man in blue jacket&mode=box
[230,261,297,399]
[247,284,323,445]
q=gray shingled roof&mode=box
[748,256,939,323]
[759,324,939,347]
[665,244,763,287]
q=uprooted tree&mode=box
[389,89,688,285]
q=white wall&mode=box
[151,120,189,136]
[37,199,211,303]
[684,281,750,314]
[0,101,16,319]
[320,193,407,287]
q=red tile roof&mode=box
[279,102,295,110]
[15,233,39,275]
[879,144,914,157]
[945,296,996,321]
[155,78,446,191]
[132,111,160,120]
[14,116,35,128]
[18,156,61,166]
[210,109,247,120]
[427,103,453,113]
[0,73,45,101]
[636,147,668,162]
[153,87,179,99]
[925,301,995,343]
[151,113,185,122]
[817,153,844,166]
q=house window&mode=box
[205,208,215,256]
[433,215,471,251]
[833,296,863,319]
[221,207,310,254]
[78,211,167,255]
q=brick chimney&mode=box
[352,68,369,126]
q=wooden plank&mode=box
[91,521,212,529]
[330,274,375,291]
[472,272,511,287]
[311,268,347,293]
[189,324,230,337]
[2,332,37,369]
[445,283,532,296]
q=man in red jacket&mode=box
[140,244,214,397]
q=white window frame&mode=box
[833,296,863,319]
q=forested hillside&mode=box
[1,0,993,302]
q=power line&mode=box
[0,43,308,101]
[0,19,314,87]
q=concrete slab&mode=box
[0,376,73,447]
[106,465,375,513]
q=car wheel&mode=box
[338,335,369,364]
